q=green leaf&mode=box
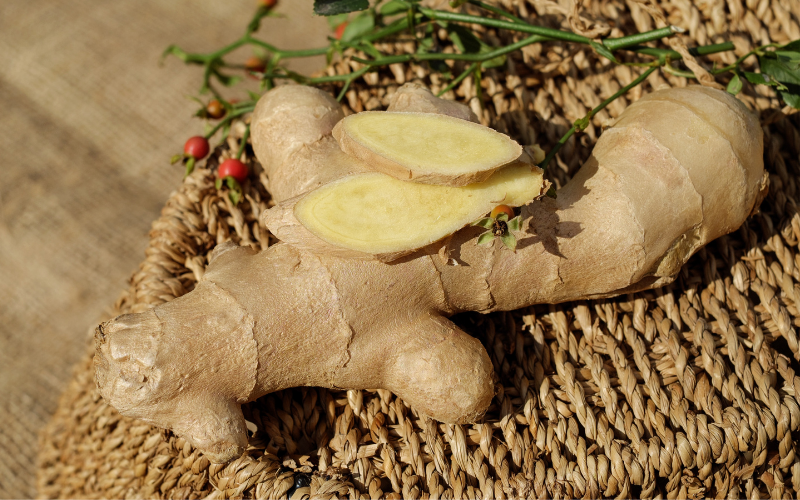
[170,153,183,165]
[247,8,269,33]
[184,157,196,178]
[314,0,369,16]
[546,186,557,199]
[221,122,231,141]
[429,60,452,79]
[380,0,409,15]
[775,50,800,62]
[472,217,494,229]
[590,41,618,63]
[507,216,521,232]
[726,73,743,95]
[417,33,435,54]
[215,178,223,190]
[342,11,375,41]
[759,51,800,108]
[500,233,517,251]
[481,53,506,70]
[214,71,243,87]
[477,231,495,245]
[473,64,483,105]
[229,190,241,205]
[742,71,772,86]
[325,46,336,66]
[782,92,800,109]
[326,13,349,30]
[161,44,189,63]
[247,90,262,102]
[447,24,482,54]
[358,40,382,58]
[760,53,800,84]
[446,25,505,68]
[781,40,800,52]
[225,176,242,191]
[495,213,509,222]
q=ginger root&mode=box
[95,83,765,464]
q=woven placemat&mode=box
[38,0,800,498]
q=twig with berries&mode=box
[167,0,800,207]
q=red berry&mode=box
[218,159,249,183]
[490,205,515,220]
[206,99,226,119]
[260,0,277,7]
[184,136,210,159]
[334,22,347,40]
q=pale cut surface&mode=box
[294,163,543,256]
[333,112,522,185]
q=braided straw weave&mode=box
[38,0,800,498]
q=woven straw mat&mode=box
[37,0,800,498]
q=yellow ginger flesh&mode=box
[294,163,543,255]
[335,112,522,184]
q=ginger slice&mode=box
[333,112,522,186]
[264,163,544,262]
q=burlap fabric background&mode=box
[26,0,800,498]
[0,1,327,498]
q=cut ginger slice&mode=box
[332,112,522,186]
[262,163,545,262]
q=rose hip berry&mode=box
[334,22,347,40]
[245,56,266,73]
[490,205,515,220]
[260,0,277,7]
[206,99,226,119]
[184,136,210,159]
[218,159,249,183]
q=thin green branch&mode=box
[169,3,747,168]
[710,43,778,74]
[354,33,547,65]
[663,64,696,78]
[245,36,329,58]
[603,26,679,51]
[364,16,414,42]
[629,41,735,61]
[419,7,592,45]
[334,66,372,101]
[539,66,658,171]
[437,62,478,97]
[419,7,681,53]
[170,2,736,118]
[236,125,251,160]
[467,1,527,24]
[204,106,255,140]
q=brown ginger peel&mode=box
[95,82,764,463]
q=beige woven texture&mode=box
[0,1,327,498]
[36,0,800,498]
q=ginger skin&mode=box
[95,83,765,463]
